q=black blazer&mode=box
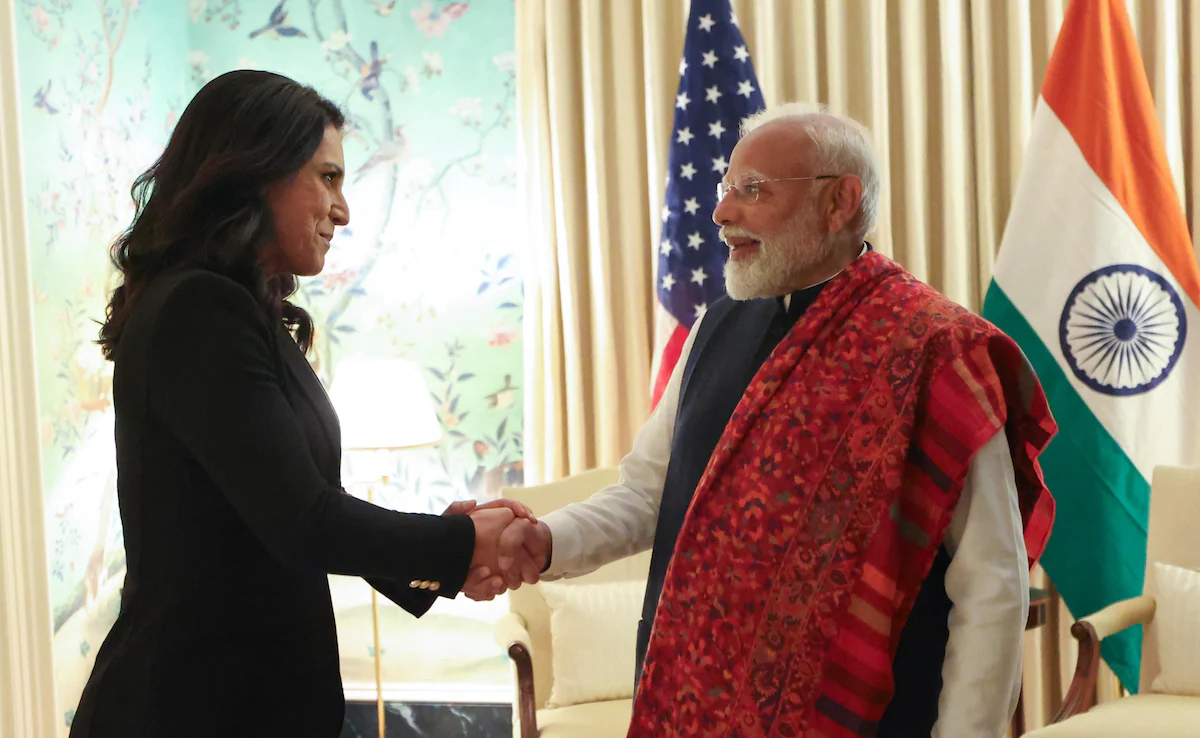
[70,270,475,738]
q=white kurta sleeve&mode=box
[541,318,702,579]
[932,428,1029,737]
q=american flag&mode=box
[651,0,765,406]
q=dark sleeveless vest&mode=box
[634,278,952,737]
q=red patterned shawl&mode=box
[627,251,1056,738]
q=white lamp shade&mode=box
[329,357,443,451]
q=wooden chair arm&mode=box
[1052,595,1156,723]
[495,612,537,738]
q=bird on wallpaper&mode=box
[34,80,58,115]
[353,126,408,183]
[484,375,516,410]
[248,0,308,40]
[372,0,397,15]
[359,41,384,101]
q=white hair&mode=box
[739,102,881,242]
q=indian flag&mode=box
[982,0,1200,692]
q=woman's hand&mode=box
[467,506,516,572]
[460,566,506,602]
[443,499,478,516]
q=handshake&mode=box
[444,499,552,601]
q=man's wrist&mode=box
[538,521,553,573]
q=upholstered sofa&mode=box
[493,468,650,738]
[1025,466,1200,737]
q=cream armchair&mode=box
[1026,465,1200,737]
[493,468,650,738]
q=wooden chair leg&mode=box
[1052,621,1102,723]
[508,642,538,738]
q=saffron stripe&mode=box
[1041,0,1200,308]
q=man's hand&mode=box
[496,518,553,590]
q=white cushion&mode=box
[1024,694,1200,736]
[538,579,645,709]
[535,699,633,738]
[1150,562,1200,696]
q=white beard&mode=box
[722,203,834,301]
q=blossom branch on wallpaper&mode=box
[20,2,186,646]
[300,0,515,386]
[26,0,138,115]
[413,70,515,232]
[190,0,522,500]
[191,0,245,27]
[31,5,162,258]
[303,0,400,337]
[93,0,133,116]
[20,0,72,45]
[425,340,522,494]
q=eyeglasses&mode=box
[716,175,839,204]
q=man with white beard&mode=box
[504,104,1058,738]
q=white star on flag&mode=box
[653,0,767,408]
[661,204,672,222]
[694,302,708,319]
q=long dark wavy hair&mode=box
[98,70,344,358]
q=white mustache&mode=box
[719,226,763,246]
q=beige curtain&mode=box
[733,0,1197,723]
[518,0,673,484]
[0,1,58,735]
[519,0,1200,729]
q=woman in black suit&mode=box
[70,70,528,737]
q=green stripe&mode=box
[983,281,1150,692]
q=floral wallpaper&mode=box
[15,0,521,730]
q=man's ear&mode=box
[826,174,864,234]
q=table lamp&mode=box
[329,357,443,738]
